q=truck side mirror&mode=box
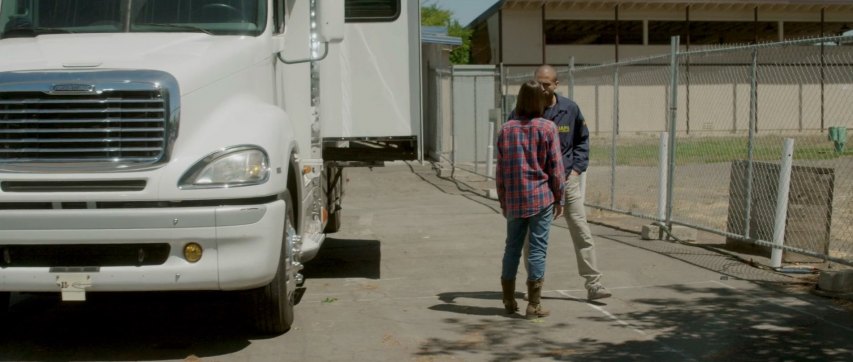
[277,0,343,64]
[316,0,344,44]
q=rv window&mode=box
[345,0,399,23]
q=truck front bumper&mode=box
[0,199,285,292]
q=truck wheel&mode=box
[248,193,296,334]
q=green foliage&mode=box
[421,4,452,27]
[421,4,472,64]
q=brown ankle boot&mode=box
[526,279,550,319]
[501,279,518,314]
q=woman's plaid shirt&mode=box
[496,117,565,218]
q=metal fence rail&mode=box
[425,35,853,267]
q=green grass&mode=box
[589,135,851,166]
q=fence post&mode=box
[569,57,575,100]
[450,67,457,170]
[500,63,506,125]
[770,138,795,268]
[665,36,680,227]
[610,65,619,209]
[487,109,498,178]
[474,75,480,175]
[658,132,669,221]
[744,46,758,239]
[434,69,440,161]
[570,59,586,199]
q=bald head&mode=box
[534,64,559,104]
[534,65,557,82]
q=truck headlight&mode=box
[179,146,269,189]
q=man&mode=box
[525,64,612,301]
[496,80,565,319]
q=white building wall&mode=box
[491,3,853,135]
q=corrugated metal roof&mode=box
[422,26,463,46]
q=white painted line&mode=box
[708,280,736,289]
[550,280,721,294]
[557,290,697,361]
[558,290,648,336]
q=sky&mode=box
[420,0,501,27]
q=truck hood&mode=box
[0,33,269,95]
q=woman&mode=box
[495,81,565,318]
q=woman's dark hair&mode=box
[513,80,546,119]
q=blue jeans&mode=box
[522,176,603,289]
[501,205,553,281]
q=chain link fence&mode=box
[424,35,853,267]
[425,66,500,179]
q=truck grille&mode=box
[0,69,180,172]
[0,90,167,163]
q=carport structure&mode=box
[467,0,853,66]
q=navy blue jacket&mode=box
[544,95,589,176]
[508,95,589,177]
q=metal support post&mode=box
[610,65,619,209]
[487,109,498,178]
[665,36,680,227]
[499,63,507,124]
[474,76,480,175]
[569,57,575,100]
[658,132,669,221]
[744,47,758,238]
[450,67,457,169]
[770,139,795,268]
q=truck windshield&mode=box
[0,0,267,39]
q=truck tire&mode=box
[247,192,296,334]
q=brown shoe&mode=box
[525,279,550,319]
[501,279,518,314]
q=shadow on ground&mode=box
[418,284,853,361]
[302,237,381,280]
[0,291,261,361]
[0,238,382,361]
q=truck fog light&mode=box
[184,243,203,263]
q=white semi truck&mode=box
[0,0,421,334]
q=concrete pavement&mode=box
[0,163,850,361]
[288,163,853,361]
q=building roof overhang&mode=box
[468,0,853,28]
[507,0,853,10]
[422,26,463,46]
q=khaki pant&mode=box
[524,175,602,290]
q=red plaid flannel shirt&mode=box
[496,117,565,218]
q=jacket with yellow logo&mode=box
[543,95,589,177]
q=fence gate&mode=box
[450,65,498,176]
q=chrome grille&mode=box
[0,70,180,172]
[0,91,166,163]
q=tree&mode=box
[421,4,472,64]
